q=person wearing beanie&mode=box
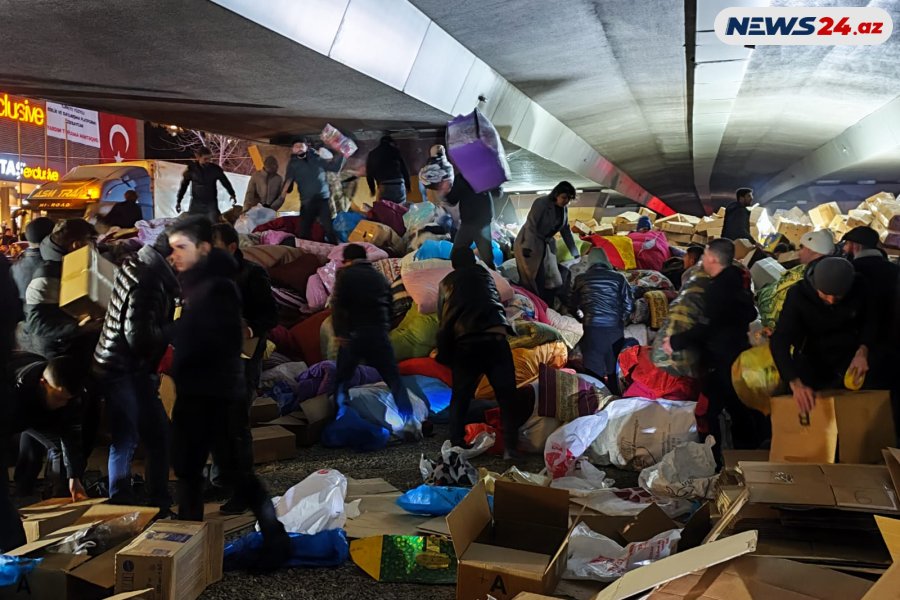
[570,247,633,393]
[278,139,344,243]
[798,229,835,264]
[11,217,54,301]
[628,214,671,272]
[771,256,878,413]
[636,216,652,233]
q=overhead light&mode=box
[796,200,808,205]
[536,190,551,195]
[857,180,876,185]
[815,180,840,184]
[600,188,616,194]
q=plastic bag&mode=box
[564,522,681,581]
[589,398,698,471]
[269,469,349,535]
[235,206,277,234]
[420,440,486,486]
[333,212,365,243]
[403,201,437,233]
[478,466,551,494]
[346,383,428,437]
[638,437,718,500]
[0,555,42,587]
[550,460,615,497]
[544,413,610,479]
[224,529,349,571]
[135,218,173,246]
[446,108,511,193]
[47,511,142,556]
[731,343,782,416]
[321,123,358,158]
[396,485,470,516]
[573,488,693,518]
[321,405,390,452]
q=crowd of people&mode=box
[1,136,898,569]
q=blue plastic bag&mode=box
[0,555,42,587]
[481,240,503,268]
[415,239,453,261]
[224,529,349,571]
[333,212,365,243]
[269,381,296,415]
[401,375,452,416]
[396,485,471,516]
[321,405,390,452]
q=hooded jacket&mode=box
[176,162,236,215]
[770,260,878,388]
[436,264,513,361]
[571,264,634,328]
[93,245,180,376]
[444,174,496,227]
[670,265,757,367]
[331,260,392,338]
[171,249,244,398]
[24,237,81,359]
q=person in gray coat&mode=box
[514,181,580,303]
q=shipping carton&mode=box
[749,258,785,289]
[776,250,800,269]
[18,497,108,543]
[828,214,851,239]
[733,239,755,261]
[769,390,895,464]
[846,209,874,228]
[262,394,336,447]
[59,245,118,323]
[614,211,641,226]
[775,219,812,246]
[447,481,571,600]
[808,202,842,230]
[115,520,223,600]
[638,207,657,223]
[660,222,694,236]
[690,234,707,245]
[249,397,280,425]
[706,227,723,240]
[666,233,694,247]
[251,425,297,463]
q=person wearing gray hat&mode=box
[771,257,878,413]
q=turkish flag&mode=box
[99,113,139,163]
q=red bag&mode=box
[618,345,699,401]
[398,358,453,387]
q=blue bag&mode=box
[321,405,390,452]
[333,212,365,243]
[224,529,349,571]
[396,485,470,516]
[0,555,42,587]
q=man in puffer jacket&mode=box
[570,247,634,393]
[437,246,519,457]
[93,234,179,510]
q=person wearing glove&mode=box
[514,180,580,304]
[278,140,344,243]
[175,146,237,223]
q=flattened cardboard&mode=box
[105,590,154,600]
[874,516,900,562]
[883,448,900,498]
[346,477,400,499]
[591,531,758,600]
[250,425,297,463]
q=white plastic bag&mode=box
[638,437,718,500]
[268,469,349,534]
[573,488,693,519]
[550,460,615,497]
[589,399,697,470]
[346,383,428,436]
[544,413,609,479]
[564,522,681,581]
[259,362,308,395]
[235,205,277,234]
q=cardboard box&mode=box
[749,258,785,289]
[666,233,694,247]
[660,222,695,235]
[690,234,707,244]
[615,222,637,233]
[769,390,895,464]
[776,250,800,269]
[115,520,223,600]
[875,199,900,231]
[614,211,641,226]
[706,227,723,240]
[447,481,571,600]
[105,590,154,600]
[646,555,873,600]
[262,394,336,447]
[828,214,851,239]
[572,221,593,237]
[159,374,175,420]
[594,223,615,236]
[251,425,297,463]
[695,216,723,234]
[775,220,812,246]
[18,498,109,543]
[59,245,117,323]
[808,202,842,230]
[249,397,280,425]
[733,239,755,261]
[638,207,657,223]
[846,209,874,228]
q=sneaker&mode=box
[219,497,250,515]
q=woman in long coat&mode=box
[514,181,581,303]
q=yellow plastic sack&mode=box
[475,341,568,400]
[731,343,783,416]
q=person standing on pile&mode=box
[437,246,520,458]
[842,226,900,433]
[211,223,279,512]
[104,190,144,230]
[661,239,761,452]
[11,217,54,301]
[570,247,634,394]
[166,217,288,561]
[722,188,754,242]
[92,234,178,512]
[366,134,411,204]
[331,243,421,438]
[279,140,344,243]
[175,146,237,223]
[418,144,460,235]
[771,256,877,414]
[515,181,581,304]
[243,155,284,212]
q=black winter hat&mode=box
[842,226,880,249]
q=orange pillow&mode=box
[288,310,332,365]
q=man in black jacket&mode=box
[445,173,499,269]
[662,239,760,451]
[93,235,178,510]
[437,246,519,457]
[279,140,344,243]
[11,217,54,300]
[167,217,288,560]
[722,188,754,242]
[771,257,877,414]
[103,190,144,230]
[331,244,419,438]
[175,146,237,223]
[211,223,279,512]
[570,247,634,393]
[366,134,410,204]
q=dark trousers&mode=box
[103,372,171,508]
[334,328,412,418]
[377,181,407,204]
[1,382,26,552]
[454,223,495,269]
[188,202,221,224]
[299,194,337,243]
[449,334,520,451]
[14,430,67,497]
[210,351,263,488]
[704,362,768,456]
[172,392,284,538]
[580,325,625,395]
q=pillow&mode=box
[305,274,330,312]
[389,304,439,361]
[475,340,568,400]
[288,310,332,365]
[402,266,513,314]
[242,245,307,270]
[537,364,610,423]
[399,358,453,387]
[269,254,323,293]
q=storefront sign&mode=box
[0,154,60,183]
[46,101,100,148]
[0,93,45,126]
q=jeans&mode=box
[453,222,495,269]
[299,194,337,243]
[449,334,522,451]
[377,180,407,204]
[103,372,171,509]
[334,328,412,419]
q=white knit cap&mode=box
[800,229,835,256]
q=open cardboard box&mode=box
[262,394,336,447]
[447,481,572,600]
[1,504,159,599]
[18,497,108,543]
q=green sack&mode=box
[756,264,806,330]
[389,303,439,362]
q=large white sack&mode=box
[638,437,718,499]
[564,523,681,582]
[544,413,609,479]
[268,469,349,534]
[346,383,428,435]
[235,205,276,234]
[588,398,697,470]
